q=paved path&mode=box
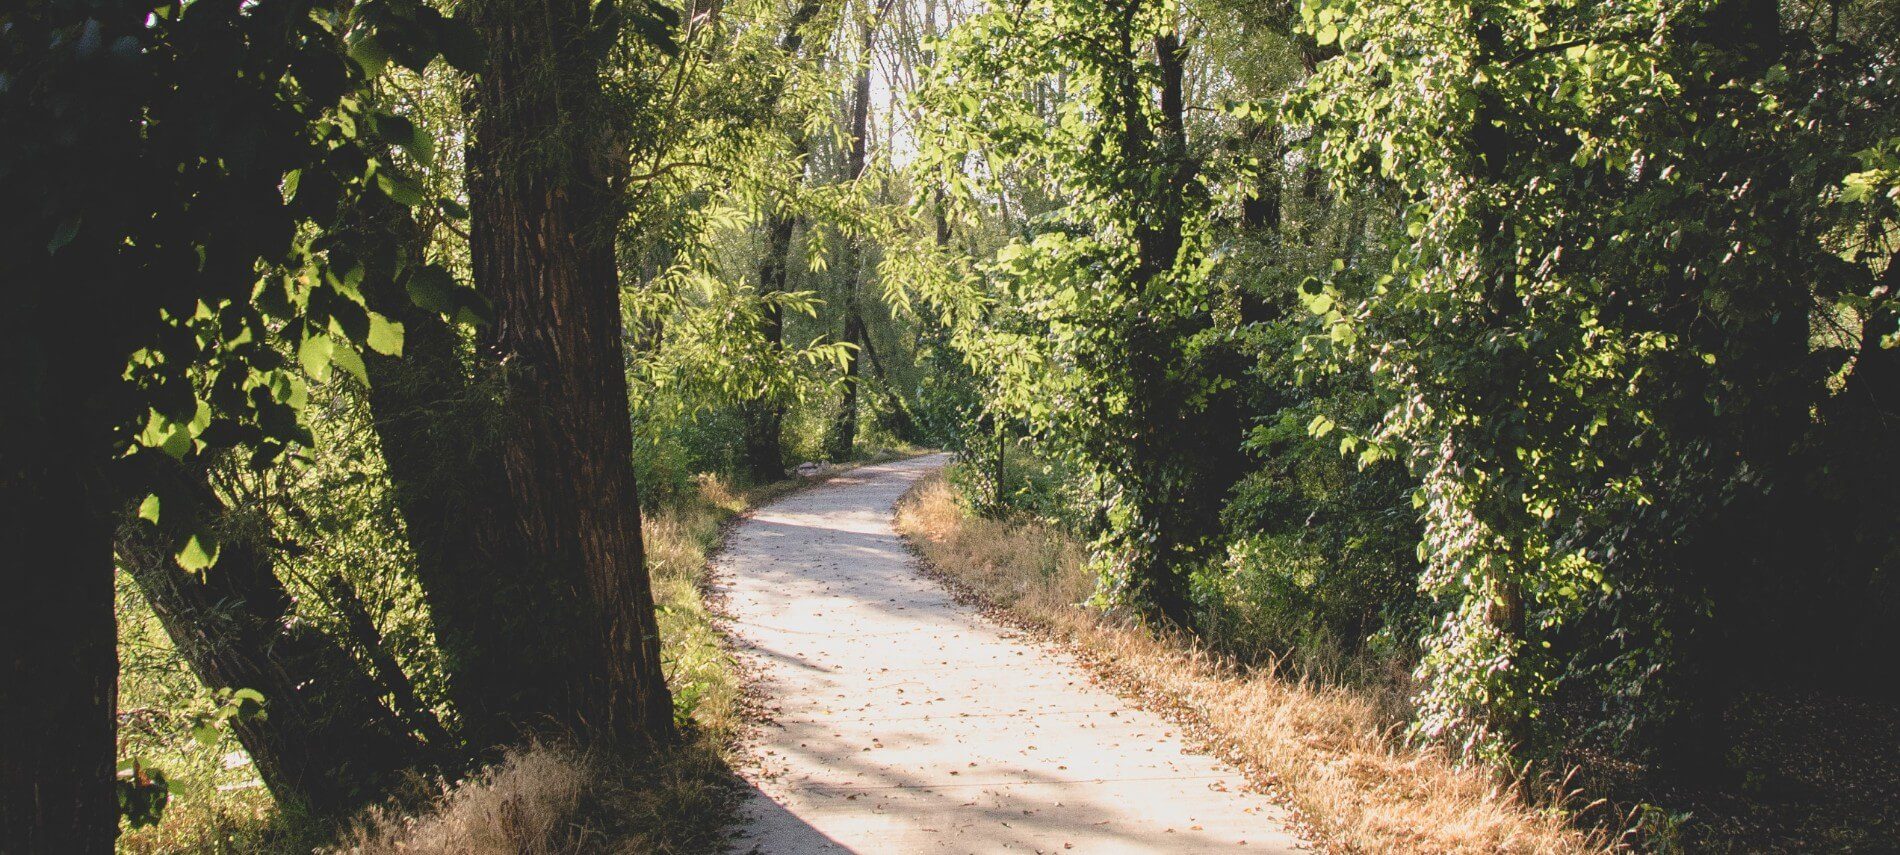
[718,455,1305,854]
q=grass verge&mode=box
[894,471,1608,855]
[120,455,927,854]
[326,467,812,855]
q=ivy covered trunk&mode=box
[740,0,824,484]
[825,20,878,464]
[117,463,429,815]
[1107,20,1240,627]
[462,0,674,746]
[741,211,797,482]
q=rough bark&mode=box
[461,0,674,746]
[116,462,429,816]
[0,416,117,853]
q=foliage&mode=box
[914,0,1255,622]
[1290,0,1900,758]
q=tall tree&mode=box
[459,0,675,745]
[340,180,538,756]
[1,1,460,845]
[1293,0,1896,762]
[915,0,1248,625]
[825,6,883,462]
[741,0,827,483]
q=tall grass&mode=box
[895,472,1608,855]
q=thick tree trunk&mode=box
[462,0,674,746]
[2,6,136,840]
[0,427,117,853]
[116,462,429,816]
[1108,14,1200,627]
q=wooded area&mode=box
[2,0,1896,850]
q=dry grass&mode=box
[895,473,1608,855]
[327,739,738,855]
[123,455,927,854]
[331,745,600,854]
[324,474,762,855]
[320,459,927,855]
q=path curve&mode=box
[719,454,1305,854]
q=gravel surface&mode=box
[719,454,1305,854]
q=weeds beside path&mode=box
[894,472,1605,855]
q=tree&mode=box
[1292,0,1899,762]
[458,0,675,746]
[741,0,828,483]
[915,0,1251,625]
[823,14,877,461]
[1,0,462,845]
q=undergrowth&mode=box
[116,451,921,854]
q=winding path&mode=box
[719,454,1305,854]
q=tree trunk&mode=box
[825,17,876,463]
[462,0,674,746]
[740,0,826,484]
[826,303,866,461]
[344,184,544,755]
[0,423,117,853]
[740,212,798,483]
[1106,9,1200,627]
[116,462,430,816]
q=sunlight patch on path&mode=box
[719,455,1306,854]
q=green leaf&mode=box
[348,33,390,77]
[375,113,435,165]
[406,265,460,314]
[138,494,162,526]
[178,534,220,573]
[298,333,335,382]
[375,168,428,208]
[366,312,405,356]
[330,342,369,386]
